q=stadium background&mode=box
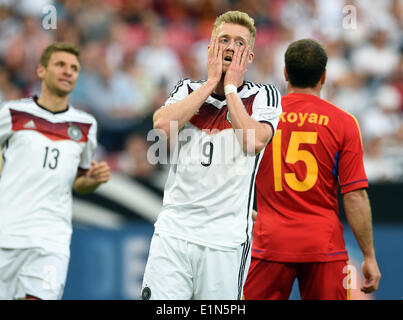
[0,0,402,299]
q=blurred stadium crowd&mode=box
[0,0,402,184]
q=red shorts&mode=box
[244,258,349,300]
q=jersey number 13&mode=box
[43,146,60,170]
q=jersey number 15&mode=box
[273,130,318,192]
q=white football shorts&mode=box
[0,247,69,300]
[141,234,251,300]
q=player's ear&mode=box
[320,69,327,85]
[284,67,289,82]
[248,50,254,63]
[37,64,46,80]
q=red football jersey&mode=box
[252,93,368,262]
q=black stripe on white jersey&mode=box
[169,78,188,98]
[245,80,260,91]
[237,153,262,299]
[244,81,280,109]
[1,139,9,177]
[237,239,251,300]
[266,84,280,108]
[190,79,206,85]
[271,85,280,107]
[245,154,261,240]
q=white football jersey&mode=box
[0,97,97,256]
[154,79,282,250]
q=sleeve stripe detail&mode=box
[340,179,368,188]
[264,84,280,108]
[271,85,277,107]
[169,78,188,98]
[264,85,270,106]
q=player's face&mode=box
[215,23,253,72]
[39,51,80,97]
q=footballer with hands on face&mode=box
[141,11,282,300]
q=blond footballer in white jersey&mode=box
[0,43,110,300]
[141,11,282,300]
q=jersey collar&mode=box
[211,82,246,102]
[33,95,70,114]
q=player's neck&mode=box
[38,86,69,113]
[287,84,321,98]
[213,80,225,96]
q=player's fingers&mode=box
[92,161,109,170]
[97,172,111,182]
[360,285,375,294]
[96,176,110,183]
[87,162,107,173]
[97,161,110,170]
[86,166,96,177]
[240,45,249,67]
[238,45,246,63]
[214,35,221,59]
[91,170,109,180]
[232,46,240,66]
[91,167,110,178]
[88,167,101,178]
[240,46,249,68]
[360,277,379,294]
[208,43,213,58]
[207,39,214,60]
[209,35,217,56]
[217,38,223,59]
[90,161,103,170]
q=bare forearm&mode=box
[343,189,376,259]
[73,176,101,195]
[153,80,217,138]
[226,92,272,154]
[73,162,110,195]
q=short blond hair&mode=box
[212,11,256,49]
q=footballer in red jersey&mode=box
[243,39,381,300]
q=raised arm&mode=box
[153,80,217,138]
[224,46,276,154]
[154,35,223,139]
[225,88,273,154]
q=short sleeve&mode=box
[0,102,12,146]
[79,119,97,170]
[338,115,368,194]
[163,78,191,107]
[251,84,282,134]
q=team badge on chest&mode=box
[68,125,82,141]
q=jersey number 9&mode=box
[201,141,214,167]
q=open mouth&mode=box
[224,56,232,62]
